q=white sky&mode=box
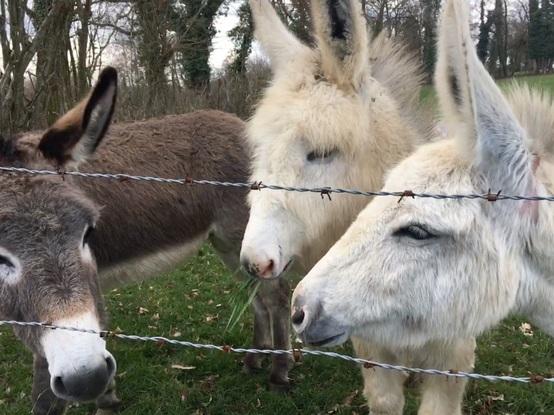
[210,1,241,69]
[210,0,264,70]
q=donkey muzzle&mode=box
[291,291,350,348]
[51,352,116,401]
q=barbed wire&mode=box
[1,319,552,385]
[1,165,554,202]
[2,166,554,386]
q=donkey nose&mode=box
[52,354,116,402]
[240,254,276,280]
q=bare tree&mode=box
[0,0,66,131]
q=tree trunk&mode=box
[33,0,76,127]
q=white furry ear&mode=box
[435,0,473,137]
[249,0,309,74]
[312,0,369,91]
[436,0,537,203]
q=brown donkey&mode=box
[0,67,250,415]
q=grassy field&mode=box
[420,73,554,108]
[2,74,554,415]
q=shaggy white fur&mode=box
[242,0,475,413]
[293,1,554,413]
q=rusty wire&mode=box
[1,165,554,202]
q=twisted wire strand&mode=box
[2,166,554,202]
[1,166,552,384]
[1,320,551,384]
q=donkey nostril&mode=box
[53,376,67,395]
[266,259,274,272]
[291,308,305,326]
[105,356,116,377]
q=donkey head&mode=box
[291,0,552,348]
[241,0,411,279]
[0,67,118,401]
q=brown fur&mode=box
[80,111,248,273]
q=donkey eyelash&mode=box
[393,224,437,241]
[307,148,339,162]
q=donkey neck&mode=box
[73,111,248,287]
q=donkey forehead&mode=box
[0,179,98,230]
[385,139,472,191]
[370,139,483,229]
[249,83,367,151]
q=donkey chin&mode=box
[41,312,116,402]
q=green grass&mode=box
[2,246,554,415]
[2,74,554,414]
[420,73,554,111]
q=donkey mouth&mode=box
[306,332,348,347]
[281,258,294,275]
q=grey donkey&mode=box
[0,67,289,414]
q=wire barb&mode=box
[398,190,415,203]
[320,188,332,201]
[485,189,502,202]
[250,181,263,191]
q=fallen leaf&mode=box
[171,365,196,371]
[519,322,534,337]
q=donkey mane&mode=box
[506,84,554,159]
[369,32,425,110]
[368,32,431,141]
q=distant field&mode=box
[2,74,554,415]
[421,73,554,109]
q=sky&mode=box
[210,0,241,69]
[210,0,265,70]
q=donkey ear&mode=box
[312,0,369,91]
[39,67,118,167]
[249,0,309,74]
[436,0,536,200]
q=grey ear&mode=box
[435,0,537,203]
[249,0,309,74]
[312,0,369,90]
[39,67,118,167]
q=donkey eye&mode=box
[0,255,14,269]
[0,251,20,284]
[307,149,339,162]
[393,224,435,241]
[83,226,95,247]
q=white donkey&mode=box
[240,0,475,411]
[292,0,554,410]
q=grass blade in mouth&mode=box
[226,277,261,332]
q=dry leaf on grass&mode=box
[171,364,196,371]
[519,322,534,337]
